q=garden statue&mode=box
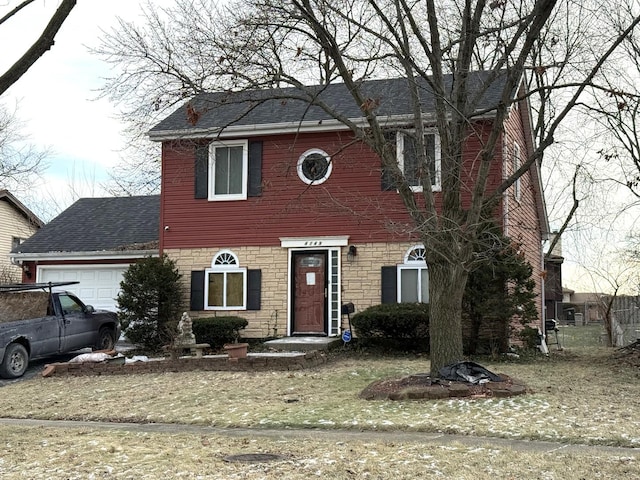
[175,311,196,346]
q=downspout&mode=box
[541,250,546,328]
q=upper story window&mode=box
[513,142,522,201]
[397,131,441,192]
[11,237,24,251]
[209,140,248,201]
[397,245,429,303]
[205,250,247,310]
[297,148,332,185]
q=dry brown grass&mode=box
[0,346,639,478]
[1,424,639,479]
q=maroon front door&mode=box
[292,251,327,334]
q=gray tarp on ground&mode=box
[438,361,503,384]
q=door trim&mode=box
[291,250,328,335]
[285,247,342,337]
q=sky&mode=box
[0,0,172,216]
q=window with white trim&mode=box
[11,236,24,251]
[397,131,441,191]
[209,140,248,201]
[513,142,522,201]
[397,245,429,303]
[205,250,247,310]
[297,148,332,185]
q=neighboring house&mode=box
[149,72,549,341]
[544,232,564,322]
[10,196,159,311]
[0,190,43,283]
[563,291,605,325]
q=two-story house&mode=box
[149,72,549,342]
[0,190,42,283]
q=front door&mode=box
[292,251,327,334]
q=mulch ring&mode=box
[360,373,527,401]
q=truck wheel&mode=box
[94,327,116,351]
[0,343,29,379]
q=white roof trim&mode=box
[9,250,159,263]
[280,236,349,248]
[149,111,497,142]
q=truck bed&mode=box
[0,291,51,323]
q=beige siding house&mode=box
[0,190,42,283]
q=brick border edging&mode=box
[42,351,327,377]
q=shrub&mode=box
[518,326,541,350]
[192,316,248,349]
[351,303,429,348]
[117,255,183,352]
[462,221,538,355]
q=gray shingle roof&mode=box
[149,71,509,138]
[13,195,160,254]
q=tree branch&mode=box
[0,0,77,96]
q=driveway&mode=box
[0,349,89,387]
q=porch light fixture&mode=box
[347,245,357,261]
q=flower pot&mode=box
[223,342,249,359]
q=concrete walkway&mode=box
[1,417,638,457]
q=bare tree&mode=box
[580,256,636,347]
[573,2,640,204]
[0,0,76,197]
[95,0,640,375]
[0,104,46,194]
[0,0,78,96]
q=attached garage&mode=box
[38,265,130,311]
[9,196,160,311]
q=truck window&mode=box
[58,294,84,315]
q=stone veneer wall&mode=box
[165,242,415,338]
[339,241,416,328]
[168,239,540,346]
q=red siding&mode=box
[502,101,545,320]
[160,126,517,250]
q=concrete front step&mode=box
[263,336,342,352]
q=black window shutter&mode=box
[247,269,262,310]
[194,144,209,199]
[190,271,205,310]
[381,132,396,191]
[248,141,263,197]
[425,133,436,186]
[381,266,397,304]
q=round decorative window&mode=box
[297,149,332,185]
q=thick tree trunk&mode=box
[429,261,468,377]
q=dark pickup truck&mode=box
[0,282,121,378]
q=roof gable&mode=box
[0,190,43,228]
[13,195,160,255]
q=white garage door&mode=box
[38,265,129,312]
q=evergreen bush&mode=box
[192,316,248,348]
[117,255,183,351]
[351,303,429,345]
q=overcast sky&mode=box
[0,0,173,215]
